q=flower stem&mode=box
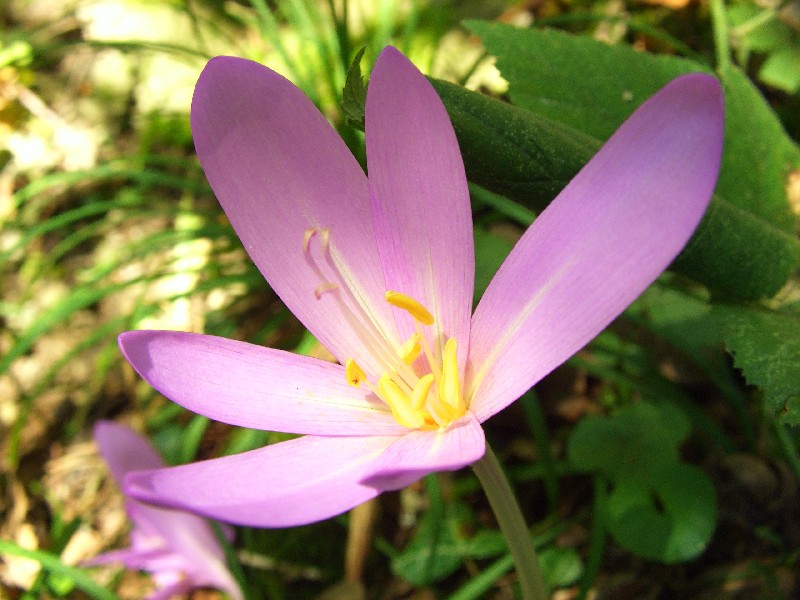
[709,0,732,73]
[472,444,549,600]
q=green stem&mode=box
[472,444,549,600]
[709,0,732,73]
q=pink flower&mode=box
[87,421,242,600]
[120,47,723,527]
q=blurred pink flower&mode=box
[120,47,723,527]
[87,421,242,600]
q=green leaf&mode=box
[605,463,717,563]
[713,304,800,424]
[461,529,507,559]
[473,224,515,304]
[728,5,791,53]
[567,402,690,481]
[461,22,799,300]
[341,46,367,130]
[634,283,754,445]
[759,46,800,94]
[391,502,471,586]
[466,21,796,227]
[538,546,583,588]
[466,22,702,140]
[430,77,598,214]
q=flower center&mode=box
[304,228,466,430]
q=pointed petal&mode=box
[119,330,405,436]
[123,502,243,600]
[94,421,164,485]
[468,73,724,422]
[125,435,401,528]
[192,56,393,368]
[361,412,485,490]
[366,47,473,364]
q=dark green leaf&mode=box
[466,21,702,140]
[391,502,472,585]
[605,463,717,562]
[461,22,799,300]
[341,46,367,130]
[567,402,690,481]
[714,304,800,424]
[430,77,598,214]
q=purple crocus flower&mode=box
[120,47,723,527]
[87,421,242,600]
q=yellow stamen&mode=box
[345,359,367,387]
[426,392,455,428]
[314,282,338,299]
[320,227,330,253]
[303,228,317,254]
[441,338,463,411]
[378,375,425,429]
[396,333,422,365]
[410,373,434,411]
[385,291,434,326]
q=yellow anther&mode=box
[320,228,330,254]
[385,291,434,326]
[314,282,338,299]
[303,228,317,254]
[410,374,434,411]
[396,334,422,365]
[441,338,463,411]
[345,359,367,387]
[378,375,425,429]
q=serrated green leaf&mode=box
[713,304,800,423]
[605,463,717,563]
[462,21,799,300]
[567,402,691,481]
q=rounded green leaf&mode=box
[567,402,690,481]
[606,463,717,563]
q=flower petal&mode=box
[192,56,393,369]
[126,502,243,600]
[361,412,486,490]
[366,47,473,364]
[125,435,401,528]
[468,73,724,422]
[119,330,405,436]
[84,546,166,568]
[94,421,164,483]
